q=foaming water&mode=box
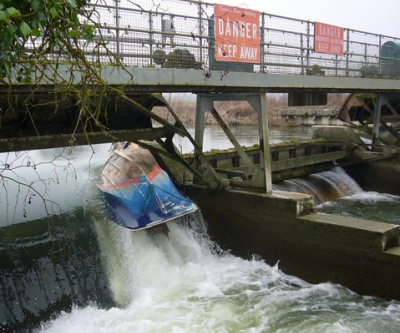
[38,213,400,333]
[274,167,362,204]
[317,191,400,225]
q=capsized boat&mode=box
[97,142,197,231]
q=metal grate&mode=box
[36,0,400,78]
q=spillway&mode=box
[1,146,400,332]
[273,167,363,205]
[39,212,400,333]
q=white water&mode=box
[38,212,400,333]
[317,191,400,225]
[4,128,398,332]
[274,167,363,204]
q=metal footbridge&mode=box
[3,0,400,91]
[1,0,400,192]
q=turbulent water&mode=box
[273,167,364,205]
[1,126,400,332]
[38,215,400,333]
[317,191,400,225]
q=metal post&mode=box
[335,55,338,76]
[372,93,385,145]
[194,94,210,163]
[210,107,257,172]
[194,94,225,190]
[306,21,310,72]
[114,0,120,59]
[196,93,271,192]
[149,11,154,67]
[364,43,368,67]
[247,93,273,193]
[346,29,350,76]
[300,34,304,75]
[261,13,265,72]
[378,35,382,75]
[198,3,203,65]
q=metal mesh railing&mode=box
[75,0,400,78]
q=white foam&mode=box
[39,215,400,333]
[343,191,400,203]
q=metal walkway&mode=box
[1,0,399,194]
[3,0,400,92]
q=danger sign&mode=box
[314,22,344,56]
[214,4,260,63]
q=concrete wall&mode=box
[344,156,400,196]
[185,186,400,300]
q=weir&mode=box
[0,144,399,332]
[177,95,400,300]
[1,0,400,330]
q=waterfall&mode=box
[273,167,362,204]
[38,207,400,333]
[92,211,215,307]
[2,143,399,333]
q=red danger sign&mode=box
[314,22,344,55]
[214,4,260,63]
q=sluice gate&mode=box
[187,134,398,184]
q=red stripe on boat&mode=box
[148,165,161,181]
[99,165,162,190]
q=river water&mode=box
[1,126,400,333]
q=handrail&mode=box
[14,0,400,80]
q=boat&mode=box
[96,142,197,231]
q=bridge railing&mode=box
[66,0,400,78]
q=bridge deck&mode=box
[1,0,400,158]
[3,0,400,93]
[96,67,400,93]
[5,67,400,94]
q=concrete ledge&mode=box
[299,212,399,233]
[265,190,315,216]
[298,213,400,252]
[186,185,400,300]
[385,246,400,256]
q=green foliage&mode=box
[0,0,94,80]
[0,0,132,147]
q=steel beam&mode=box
[195,92,273,193]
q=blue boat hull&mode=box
[97,143,197,230]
